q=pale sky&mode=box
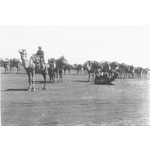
[0,25,150,68]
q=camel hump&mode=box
[31,54,46,70]
[31,54,40,64]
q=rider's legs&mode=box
[40,57,45,69]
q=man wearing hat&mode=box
[36,46,45,69]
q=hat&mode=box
[22,49,26,52]
[38,46,42,49]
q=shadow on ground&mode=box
[94,83,115,85]
[35,81,51,84]
[1,73,26,74]
[71,80,115,85]
[71,80,90,83]
[5,89,28,91]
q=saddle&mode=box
[31,54,45,69]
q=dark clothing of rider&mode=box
[36,49,44,58]
[36,46,45,68]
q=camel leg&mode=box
[53,72,56,83]
[58,73,60,83]
[18,66,21,73]
[49,75,51,82]
[51,76,53,83]
[92,73,95,81]
[60,74,63,83]
[41,72,46,90]
[48,69,50,81]
[57,73,59,83]
[4,67,7,73]
[51,73,54,83]
[53,72,55,83]
[53,75,55,83]
[17,67,19,74]
[10,67,11,73]
[31,71,36,91]
[55,71,59,83]
[50,74,53,83]
[27,72,32,91]
[11,67,13,73]
[61,75,63,82]
[5,67,8,74]
[17,66,20,74]
[48,69,53,83]
[12,67,14,73]
[16,67,18,74]
[88,72,90,81]
[50,75,52,83]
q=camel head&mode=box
[18,49,27,60]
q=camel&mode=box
[117,63,127,78]
[109,61,119,77]
[82,62,88,75]
[86,61,102,81]
[63,63,71,75]
[1,58,10,73]
[48,56,66,83]
[94,71,119,85]
[134,67,143,78]
[48,58,56,83]
[54,56,66,83]
[73,64,83,74]
[117,63,134,78]
[10,58,21,74]
[101,61,111,75]
[86,61,95,81]
[18,49,47,91]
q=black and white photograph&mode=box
[1,25,150,126]
[1,1,150,150]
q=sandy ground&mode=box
[1,68,150,126]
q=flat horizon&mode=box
[0,25,150,68]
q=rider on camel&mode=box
[36,46,45,69]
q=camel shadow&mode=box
[94,82,115,85]
[1,72,26,75]
[71,80,90,83]
[5,88,28,91]
[35,81,51,84]
[71,80,116,85]
[1,73,10,74]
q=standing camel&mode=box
[86,61,101,81]
[2,58,10,73]
[18,49,47,91]
[9,58,21,74]
[63,63,71,75]
[54,56,66,83]
[47,58,56,83]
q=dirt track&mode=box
[1,69,150,126]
